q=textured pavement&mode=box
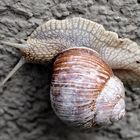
[0,0,140,140]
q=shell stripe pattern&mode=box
[51,48,113,128]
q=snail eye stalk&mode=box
[0,41,28,86]
[0,58,26,87]
[1,41,27,49]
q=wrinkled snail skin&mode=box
[50,47,125,129]
[19,17,140,82]
[4,17,140,128]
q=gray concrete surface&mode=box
[0,0,140,140]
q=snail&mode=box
[1,17,140,129]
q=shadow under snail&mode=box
[1,17,140,129]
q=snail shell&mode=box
[50,47,125,129]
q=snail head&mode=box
[0,40,66,86]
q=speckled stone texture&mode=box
[0,0,140,140]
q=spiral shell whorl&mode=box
[95,76,125,125]
[50,47,125,128]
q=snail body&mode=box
[18,17,140,77]
[1,17,140,129]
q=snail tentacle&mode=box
[0,58,26,87]
[1,41,28,50]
